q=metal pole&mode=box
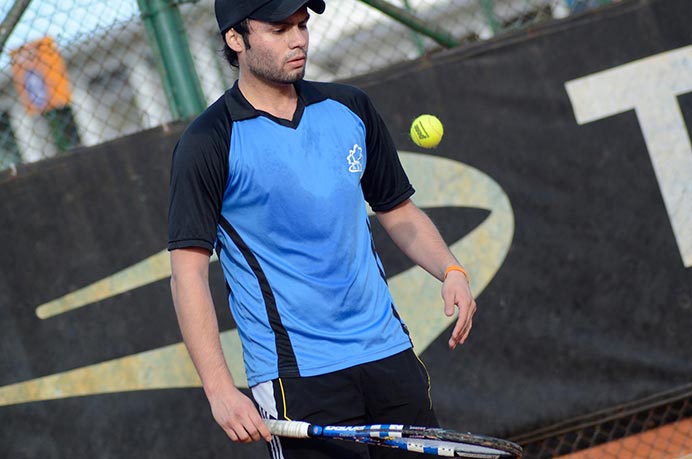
[479,0,500,36]
[401,0,427,56]
[359,0,460,48]
[0,0,33,55]
[137,0,206,120]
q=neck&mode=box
[237,74,299,120]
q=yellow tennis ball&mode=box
[410,114,444,149]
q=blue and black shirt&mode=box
[168,80,414,387]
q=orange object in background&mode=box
[10,36,72,115]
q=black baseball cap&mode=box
[215,0,326,33]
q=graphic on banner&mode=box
[566,45,692,268]
[0,152,514,407]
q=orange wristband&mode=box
[443,265,469,283]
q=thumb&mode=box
[443,291,456,317]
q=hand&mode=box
[207,384,272,443]
[441,270,477,350]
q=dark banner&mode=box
[1,0,691,457]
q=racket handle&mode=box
[266,420,312,438]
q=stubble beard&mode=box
[246,48,308,85]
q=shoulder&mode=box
[179,94,231,144]
[302,80,370,105]
[306,80,367,97]
[173,93,233,167]
[301,80,380,127]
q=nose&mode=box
[288,25,308,49]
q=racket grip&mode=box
[266,420,311,438]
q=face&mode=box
[231,8,310,85]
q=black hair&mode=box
[221,19,251,68]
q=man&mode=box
[167,0,476,457]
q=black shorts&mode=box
[251,348,438,459]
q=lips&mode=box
[288,58,305,68]
[287,53,307,67]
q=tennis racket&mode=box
[266,420,523,458]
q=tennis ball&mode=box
[410,114,444,149]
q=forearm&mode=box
[376,200,459,280]
[170,249,270,442]
[170,260,236,395]
[378,200,476,349]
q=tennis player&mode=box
[167,0,476,457]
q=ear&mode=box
[225,28,245,53]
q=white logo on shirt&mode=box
[347,144,363,173]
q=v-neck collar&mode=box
[224,80,327,129]
[255,100,305,128]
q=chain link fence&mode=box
[0,0,616,171]
[3,2,692,458]
[515,386,692,459]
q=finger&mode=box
[224,417,256,444]
[224,426,240,443]
[448,325,466,349]
[256,418,273,442]
[240,414,267,443]
[442,292,456,317]
[245,425,262,443]
[449,302,474,349]
[459,317,473,344]
[448,316,468,349]
[458,301,476,343]
[236,424,259,444]
[246,414,272,442]
[469,298,477,316]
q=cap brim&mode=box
[250,0,325,22]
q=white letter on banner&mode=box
[565,45,692,267]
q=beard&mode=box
[245,46,308,85]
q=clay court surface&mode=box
[557,418,692,459]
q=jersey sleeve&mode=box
[167,98,231,253]
[359,93,415,212]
